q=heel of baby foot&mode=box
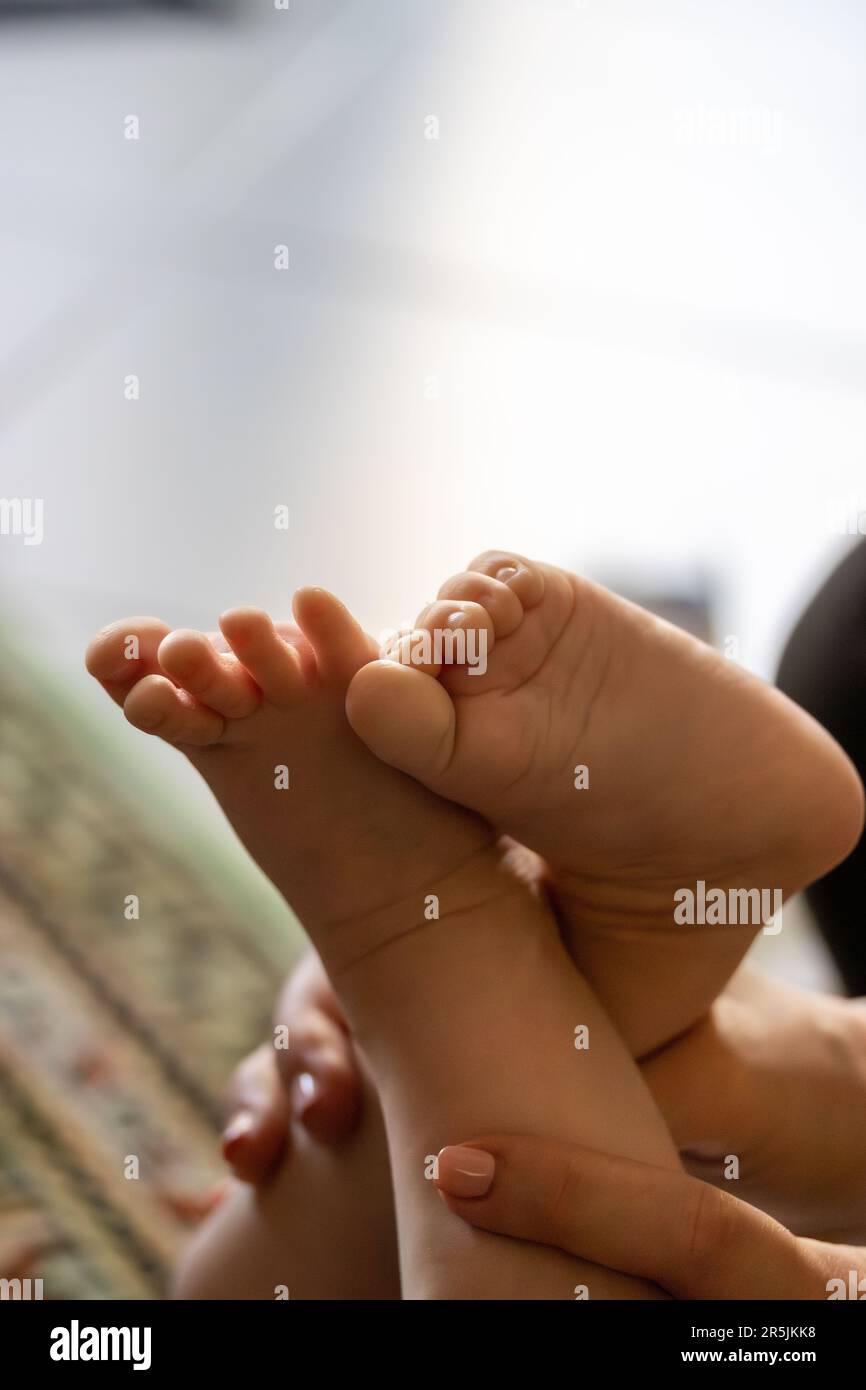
[811,742,865,876]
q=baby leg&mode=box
[174,1064,399,1301]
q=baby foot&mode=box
[85,591,493,977]
[346,550,865,1049]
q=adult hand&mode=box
[222,950,866,1244]
[435,1135,866,1300]
[640,964,866,1242]
[221,948,362,1183]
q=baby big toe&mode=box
[346,659,456,782]
[292,586,378,687]
[219,608,305,707]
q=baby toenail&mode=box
[495,566,519,583]
[446,611,466,627]
[106,660,134,680]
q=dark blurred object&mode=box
[602,578,714,645]
[0,0,215,13]
[777,542,866,995]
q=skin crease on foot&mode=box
[345,549,866,1052]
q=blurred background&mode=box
[0,0,864,1295]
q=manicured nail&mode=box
[291,1072,317,1116]
[495,565,519,583]
[221,1110,255,1160]
[437,1145,495,1197]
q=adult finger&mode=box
[273,952,363,1144]
[436,1135,828,1299]
[222,1044,292,1184]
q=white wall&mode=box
[1,0,863,776]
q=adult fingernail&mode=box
[291,1072,317,1116]
[437,1145,495,1197]
[221,1110,255,1161]
[205,1179,233,1212]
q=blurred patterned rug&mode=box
[0,641,299,1298]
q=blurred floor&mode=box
[0,625,297,1296]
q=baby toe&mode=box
[124,674,225,746]
[411,598,496,676]
[346,659,457,781]
[292,587,378,687]
[158,629,260,719]
[219,608,305,707]
[85,616,172,706]
[466,550,545,609]
[436,570,524,638]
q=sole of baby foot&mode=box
[346,549,865,1047]
[87,590,494,979]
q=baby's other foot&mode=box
[347,551,865,1049]
[86,591,491,976]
